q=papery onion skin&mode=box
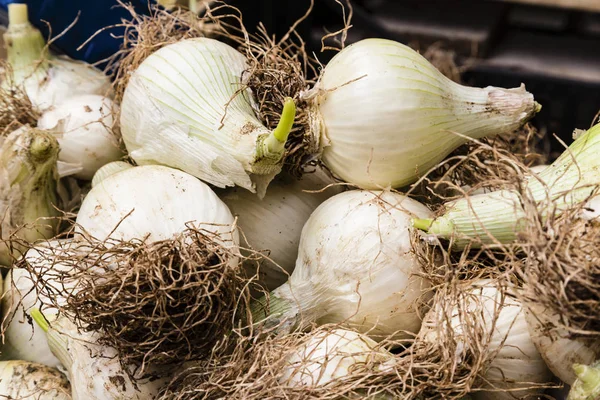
[280,328,393,387]
[218,168,341,290]
[120,38,294,197]
[252,190,433,341]
[0,360,70,400]
[37,95,124,180]
[308,38,539,190]
[75,165,238,246]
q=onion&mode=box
[0,125,59,265]
[120,38,296,197]
[525,305,600,385]
[78,164,236,244]
[303,38,539,189]
[251,190,433,341]
[218,168,341,290]
[415,123,600,248]
[31,311,167,400]
[280,328,393,392]
[37,94,124,180]
[1,4,112,111]
[1,240,71,369]
[0,360,70,399]
[421,280,552,400]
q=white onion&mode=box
[281,328,392,387]
[1,241,68,369]
[33,313,166,400]
[252,190,433,341]
[218,168,341,290]
[0,360,70,399]
[306,38,539,190]
[2,4,111,111]
[421,280,552,400]
[120,38,296,197]
[525,304,600,385]
[418,123,600,248]
[76,165,237,245]
[0,125,59,266]
[37,95,124,180]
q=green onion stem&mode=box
[250,293,296,330]
[31,310,73,372]
[412,218,434,231]
[30,308,49,333]
[418,123,600,249]
[258,97,296,162]
[4,3,48,78]
[568,362,600,400]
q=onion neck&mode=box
[21,130,61,238]
[413,123,600,249]
[4,4,49,83]
[31,309,74,374]
[568,362,600,400]
[481,84,540,134]
[254,97,296,172]
[250,279,320,334]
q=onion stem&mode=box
[412,218,434,231]
[259,97,296,161]
[30,308,49,333]
[8,3,29,25]
[250,293,296,330]
[569,363,600,400]
[414,123,600,248]
[31,309,73,373]
[4,4,48,77]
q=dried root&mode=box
[518,201,600,338]
[410,123,548,208]
[0,63,40,136]
[202,2,321,178]
[106,1,217,104]
[159,323,406,400]
[17,226,252,375]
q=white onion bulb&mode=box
[252,190,433,341]
[33,313,166,400]
[0,360,70,399]
[421,280,552,400]
[1,241,69,369]
[281,328,392,387]
[37,95,124,180]
[76,165,237,245]
[2,4,111,111]
[307,38,539,189]
[526,305,600,385]
[218,168,341,290]
[120,38,296,197]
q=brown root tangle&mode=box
[17,225,251,375]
